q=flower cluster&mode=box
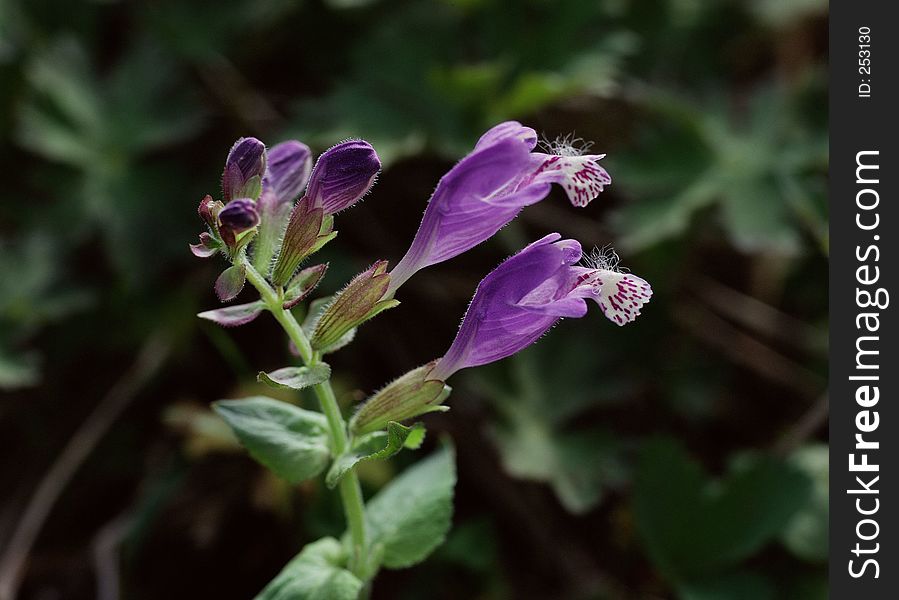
[192,136,380,324]
[195,121,651,596]
[193,121,649,431]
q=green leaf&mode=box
[780,444,829,562]
[325,422,424,489]
[255,537,362,600]
[214,264,247,302]
[258,363,332,390]
[213,397,331,483]
[634,439,812,579]
[364,443,456,569]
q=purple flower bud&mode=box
[218,199,260,233]
[197,194,220,228]
[306,140,380,214]
[222,137,266,202]
[387,122,612,294]
[429,234,651,380]
[265,140,313,205]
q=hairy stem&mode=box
[243,261,370,576]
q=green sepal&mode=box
[363,298,400,322]
[213,397,331,483]
[231,228,257,258]
[320,213,334,234]
[325,421,425,489]
[307,230,338,256]
[282,264,328,309]
[350,362,451,435]
[238,174,263,200]
[311,261,397,351]
[302,297,358,354]
[257,363,331,390]
[255,537,362,600]
[271,197,324,286]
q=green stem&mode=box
[243,261,370,576]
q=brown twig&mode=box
[0,334,171,600]
[673,303,823,399]
[692,275,826,356]
[92,511,133,600]
[771,392,829,456]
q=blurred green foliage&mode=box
[1,0,828,598]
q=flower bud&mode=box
[270,196,325,286]
[197,194,221,229]
[222,137,266,202]
[218,198,259,232]
[217,199,260,249]
[265,140,313,204]
[350,362,451,435]
[306,140,380,214]
[310,260,399,351]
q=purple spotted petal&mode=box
[265,140,313,205]
[430,234,652,379]
[306,140,380,214]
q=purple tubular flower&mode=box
[218,198,259,232]
[387,122,612,294]
[306,140,380,214]
[264,140,313,205]
[222,137,266,202]
[429,234,651,380]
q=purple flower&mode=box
[387,122,612,293]
[264,140,313,205]
[306,140,381,214]
[222,137,266,202]
[266,140,380,284]
[429,234,651,380]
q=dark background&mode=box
[0,0,828,598]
